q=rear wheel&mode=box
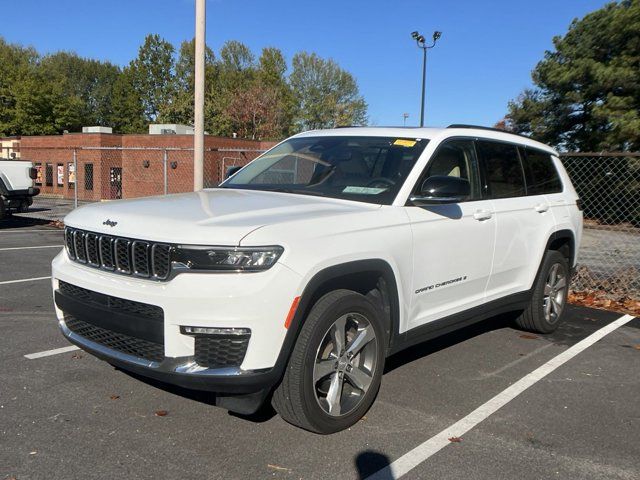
[0,198,6,220]
[515,250,569,333]
[272,289,385,434]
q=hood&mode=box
[64,188,379,245]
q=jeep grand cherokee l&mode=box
[52,125,582,433]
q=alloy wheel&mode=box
[543,262,567,323]
[313,313,378,417]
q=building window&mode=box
[85,163,94,191]
[68,162,75,189]
[45,163,53,187]
[57,163,64,186]
[34,163,43,186]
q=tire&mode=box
[0,198,6,220]
[272,289,386,434]
[515,250,570,333]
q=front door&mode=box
[404,138,496,329]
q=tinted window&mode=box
[476,141,525,199]
[418,139,481,200]
[522,148,562,195]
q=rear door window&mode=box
[476,140,525,199]
[521,148,563,195]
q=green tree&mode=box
[129,34,175,122]
[205,40,256,136]
[290,52,367,130]
[110,66,146,133]
[40,51,120,127]
[0,37,38,135]
[504,0,640,151]
[163,38,216,125]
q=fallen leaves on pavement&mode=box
[448,437,462,443]
[154,410,168,417]
[569,290,640,316]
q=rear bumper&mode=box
[3,186,39,198]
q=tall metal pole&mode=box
[420,47,427,127]
[411,31,441,128]
[193,0,206,191]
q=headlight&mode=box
[172,246,284,272]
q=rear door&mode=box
[476,140,557,301]
[404,138,496,329]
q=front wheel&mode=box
[515,250,570,333]
[272,289,385,433]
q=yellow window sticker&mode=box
[393,139,417,147]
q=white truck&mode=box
[0,159,39,219]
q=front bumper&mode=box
[52,250,302,397]
[59,317,279,395]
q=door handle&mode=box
[473,209,493,221]
[534,203,549,213]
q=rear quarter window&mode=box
[521,148,563,195]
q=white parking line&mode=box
[0,245,61,251]
[0,229,63,233]
[24,345,80,359]
[366,314,636,480]
[0,276,51,285]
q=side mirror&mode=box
[410,175,470,205]
[225,165,243,179]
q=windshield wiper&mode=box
[269,188,327,197]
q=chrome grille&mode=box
[65,227,172,280]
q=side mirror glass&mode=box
[410,175,470,205]
[225,165,243,179]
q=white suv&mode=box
[52,126,582,433]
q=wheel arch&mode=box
[546,229,576,267]
[274,259,401,380]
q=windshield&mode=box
[221,136,428,205]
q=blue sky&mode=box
[2,0,610,127]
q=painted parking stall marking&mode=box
[24,345,80,360]
[366,314,636,480]
[0,245,61,251]
[0,276,51,286]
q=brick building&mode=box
[16,132,274,201]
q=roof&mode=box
[294,126,557,155]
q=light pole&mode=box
[411,30,441,127]
[193,0,206,191]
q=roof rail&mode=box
[446,124,531,140]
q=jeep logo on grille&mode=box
[103,219,118,227]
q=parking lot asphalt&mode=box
[1,217,639,480]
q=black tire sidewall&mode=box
[299,292,386,433]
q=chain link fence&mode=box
[1,145,264,222]
[2,145,639,302]
[560,153,640,303]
